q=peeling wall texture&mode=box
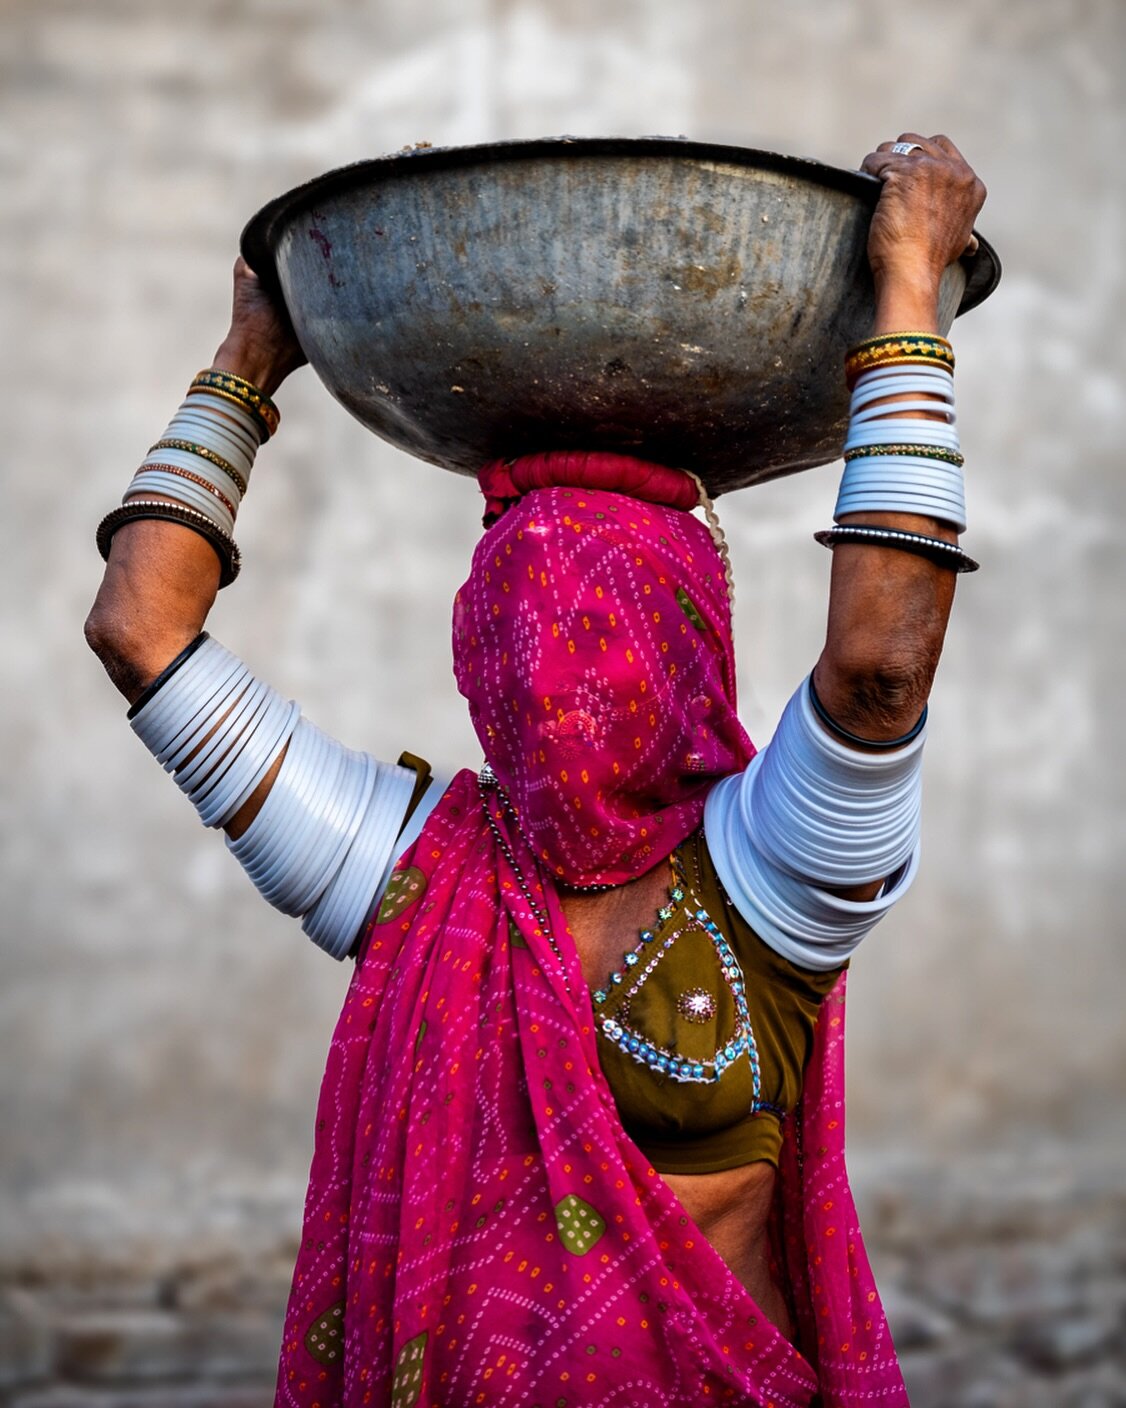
[2,1,1123,1402]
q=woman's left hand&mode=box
[861,134,987,297]
[212,256,307,397]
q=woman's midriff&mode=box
[560,872,796,1343]
[664,1162,795,1341]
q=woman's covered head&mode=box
[453,485,753,886]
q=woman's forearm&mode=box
[86,257,303,699]
[84,330,289,702]
[812,275,958,742]
[812,133,984,746]
[86,260,307,833]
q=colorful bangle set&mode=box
[844,331,955,389]
[96,370,279,587]
[188,368,280,440]
[816,330,978,570]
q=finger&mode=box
[861,150,912,179]
[874,139,928,158]
[963,232,980,256]
[895,131,943,158]
[929,133,968,162]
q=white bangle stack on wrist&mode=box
[836,363,965,529]
[130,636,419,959]
[814,331,979,573]
[96,370,280,588]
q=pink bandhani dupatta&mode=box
[274,774,907,1407]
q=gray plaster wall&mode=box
[2,0,1123,1390]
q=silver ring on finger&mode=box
[890,141,924,155]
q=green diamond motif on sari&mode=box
[555,1194,605,1254]
[676,586,706,630]
[390,1330,428,1407]
[377,867,427,925]
[303,1299,345,1365]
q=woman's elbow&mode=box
[815,644,940,738]
[84,591,173,702]
[85,602,140,699]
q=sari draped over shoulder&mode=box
[274,772,907,1407]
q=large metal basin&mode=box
[241,137,1000,496]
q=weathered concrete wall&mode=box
[2,0,1123,1401]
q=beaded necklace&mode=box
[478,764,571,990]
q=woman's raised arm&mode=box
[85,257,305,699]
[84,257,306,834]
[812,133,987,746]
[706,135,988,937]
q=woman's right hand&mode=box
[860,133,986,334]
[211,256,307,396]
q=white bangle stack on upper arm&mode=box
[704,676,924,971]
[129,635,419,959]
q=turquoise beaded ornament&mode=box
[592,850,768,1107]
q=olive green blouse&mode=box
[590,830,845,1174]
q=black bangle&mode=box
[97,500,242,587]
[808,674,928,751]
[814,524,979,573]
[126,632,210,720]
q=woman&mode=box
[86,134,987,1406]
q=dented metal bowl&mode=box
[241,136,1000,495]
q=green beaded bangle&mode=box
[843,443,965,467]
[148,438,249,495]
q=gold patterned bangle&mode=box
[848,331,954,353]
[189,370,280,439]
[148,439,248,496]
[187,383,275,440]
[845,332,955,389]
[843,443,965,466]
[845,352,956,389]
[130,462,238,519]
